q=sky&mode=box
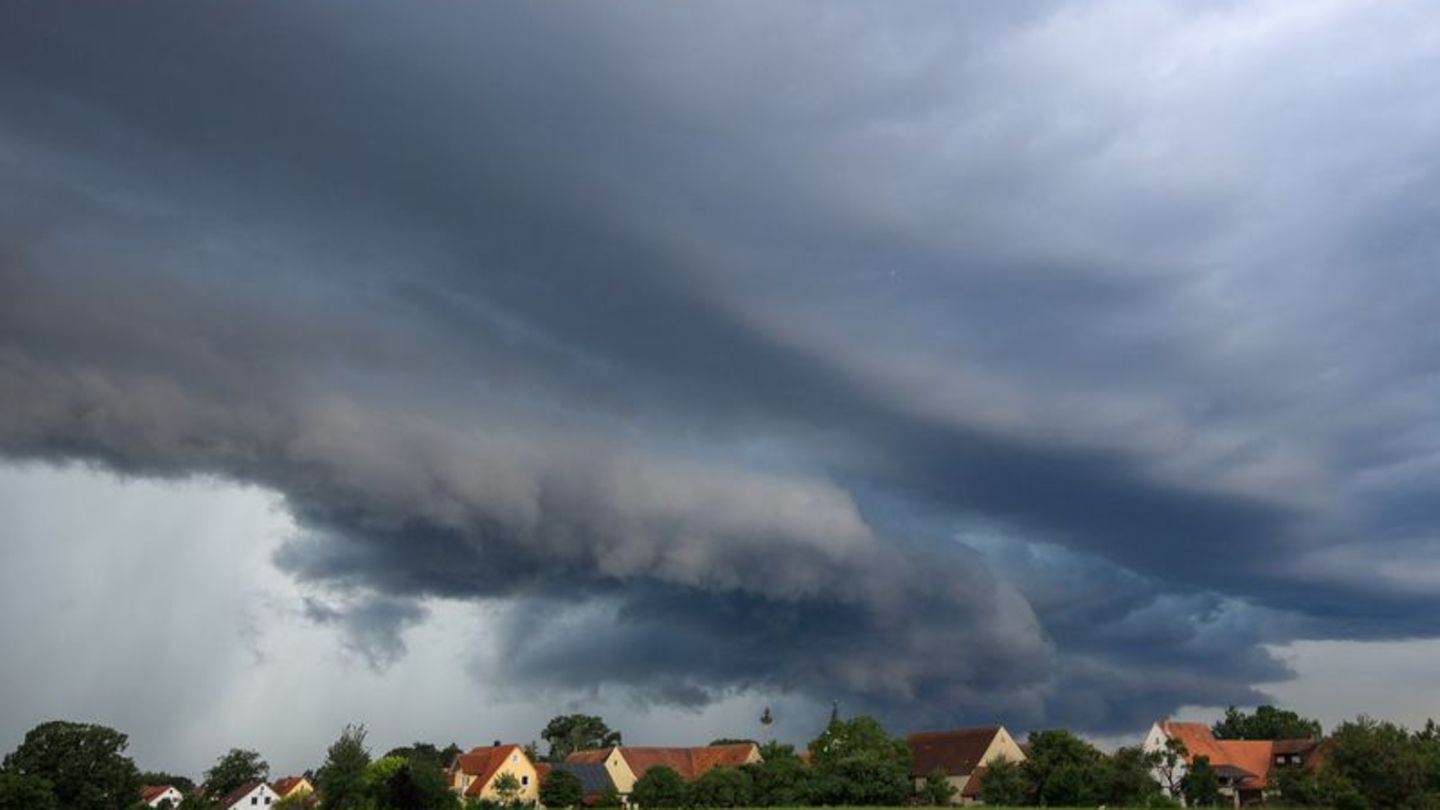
[2,0,1440,779]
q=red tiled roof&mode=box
[214,781,265,810]
[961,766,987,799]
[271,776,309,796]
[535,763,553,784]
[906,727,1002,778]
[456,745,526,797]
[566,748,613,765]
[140,785,175,802]
[1159,721,1319,789]
[1273,738,1322,756]
[613,744,758,781]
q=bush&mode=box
[919,768,955,806]
[631,766,686,809]
[686,767,751,808]
[538,769,583,809]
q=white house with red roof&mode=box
[213,781,281,810]
[1144,720,1323,806]
[140,785,184,807]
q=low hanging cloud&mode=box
[3,0,1440,735]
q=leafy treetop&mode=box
[2,720,139,810]
[317,724,373,810]
[1212,705,1322,740]
[540,716,621,764]
[204,749,268,800]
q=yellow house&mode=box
[906,726,1026,805]
[271,776,314,802]
[451,744,540,803]
[565,743,760,799]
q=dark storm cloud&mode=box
[3,0,1440,735]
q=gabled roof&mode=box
[455,745,527,797]
[1213,763,1259,780]
[1157,720,1319,789]
[214,781,267,810]
[271,776,310,796]
[140,785,177,802]
[960,767,988,799]
[906,727,1003,777]
[1273,738,1323,756]
[618,744,757,781]
[565,748,613,765]
[555,762,619,794]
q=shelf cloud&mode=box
[3,0,1440,744]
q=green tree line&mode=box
[8,706,1440,809]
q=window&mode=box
[251,799,258,806]
[522,776,530,786]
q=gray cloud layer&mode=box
[3,1,1440,734]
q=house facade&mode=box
[906,726,1026,805]
[1143,720,1323,806]
[450,744,541,803]
[214,782,282,810]
[140,785,184,807]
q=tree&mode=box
[2,720,140,810]
[1103,745,1161,806]
[383,743,462,773]
[631,766,687,808]
[1325,716,1424,809]
[1181,756,1221,807]
[1213,705,1322,740]
[592,785,623,808]
[367,754,456,810]
[177,793,214,810]
[317,724,373,810]
[978,755,1026,806]
[492,772,522,806]
[0,770,59,810]
[274,795,309,810]
[687,767,752,808]
[706,740,756,747]
[1274,766,1327,806]
[806,716,911,806]
[741,743,811,806]
[808,753,910,806]
[1153,736,1189,799]
[540,716,621,763]
[138,772,197,795]
[203,749,268,800]
[920,768,956,806]
[1020,729,1105,807]
[538,768,584,809]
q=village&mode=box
[10,704,1424,810]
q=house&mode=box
[213,781,282,810]
[565,744,761,799]
[546,761,623,805]
[140,785,185,807]
[271,775,314,802]
[449,744,541,803]
[906,726,1026,805]
[1143,720,1323,806]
